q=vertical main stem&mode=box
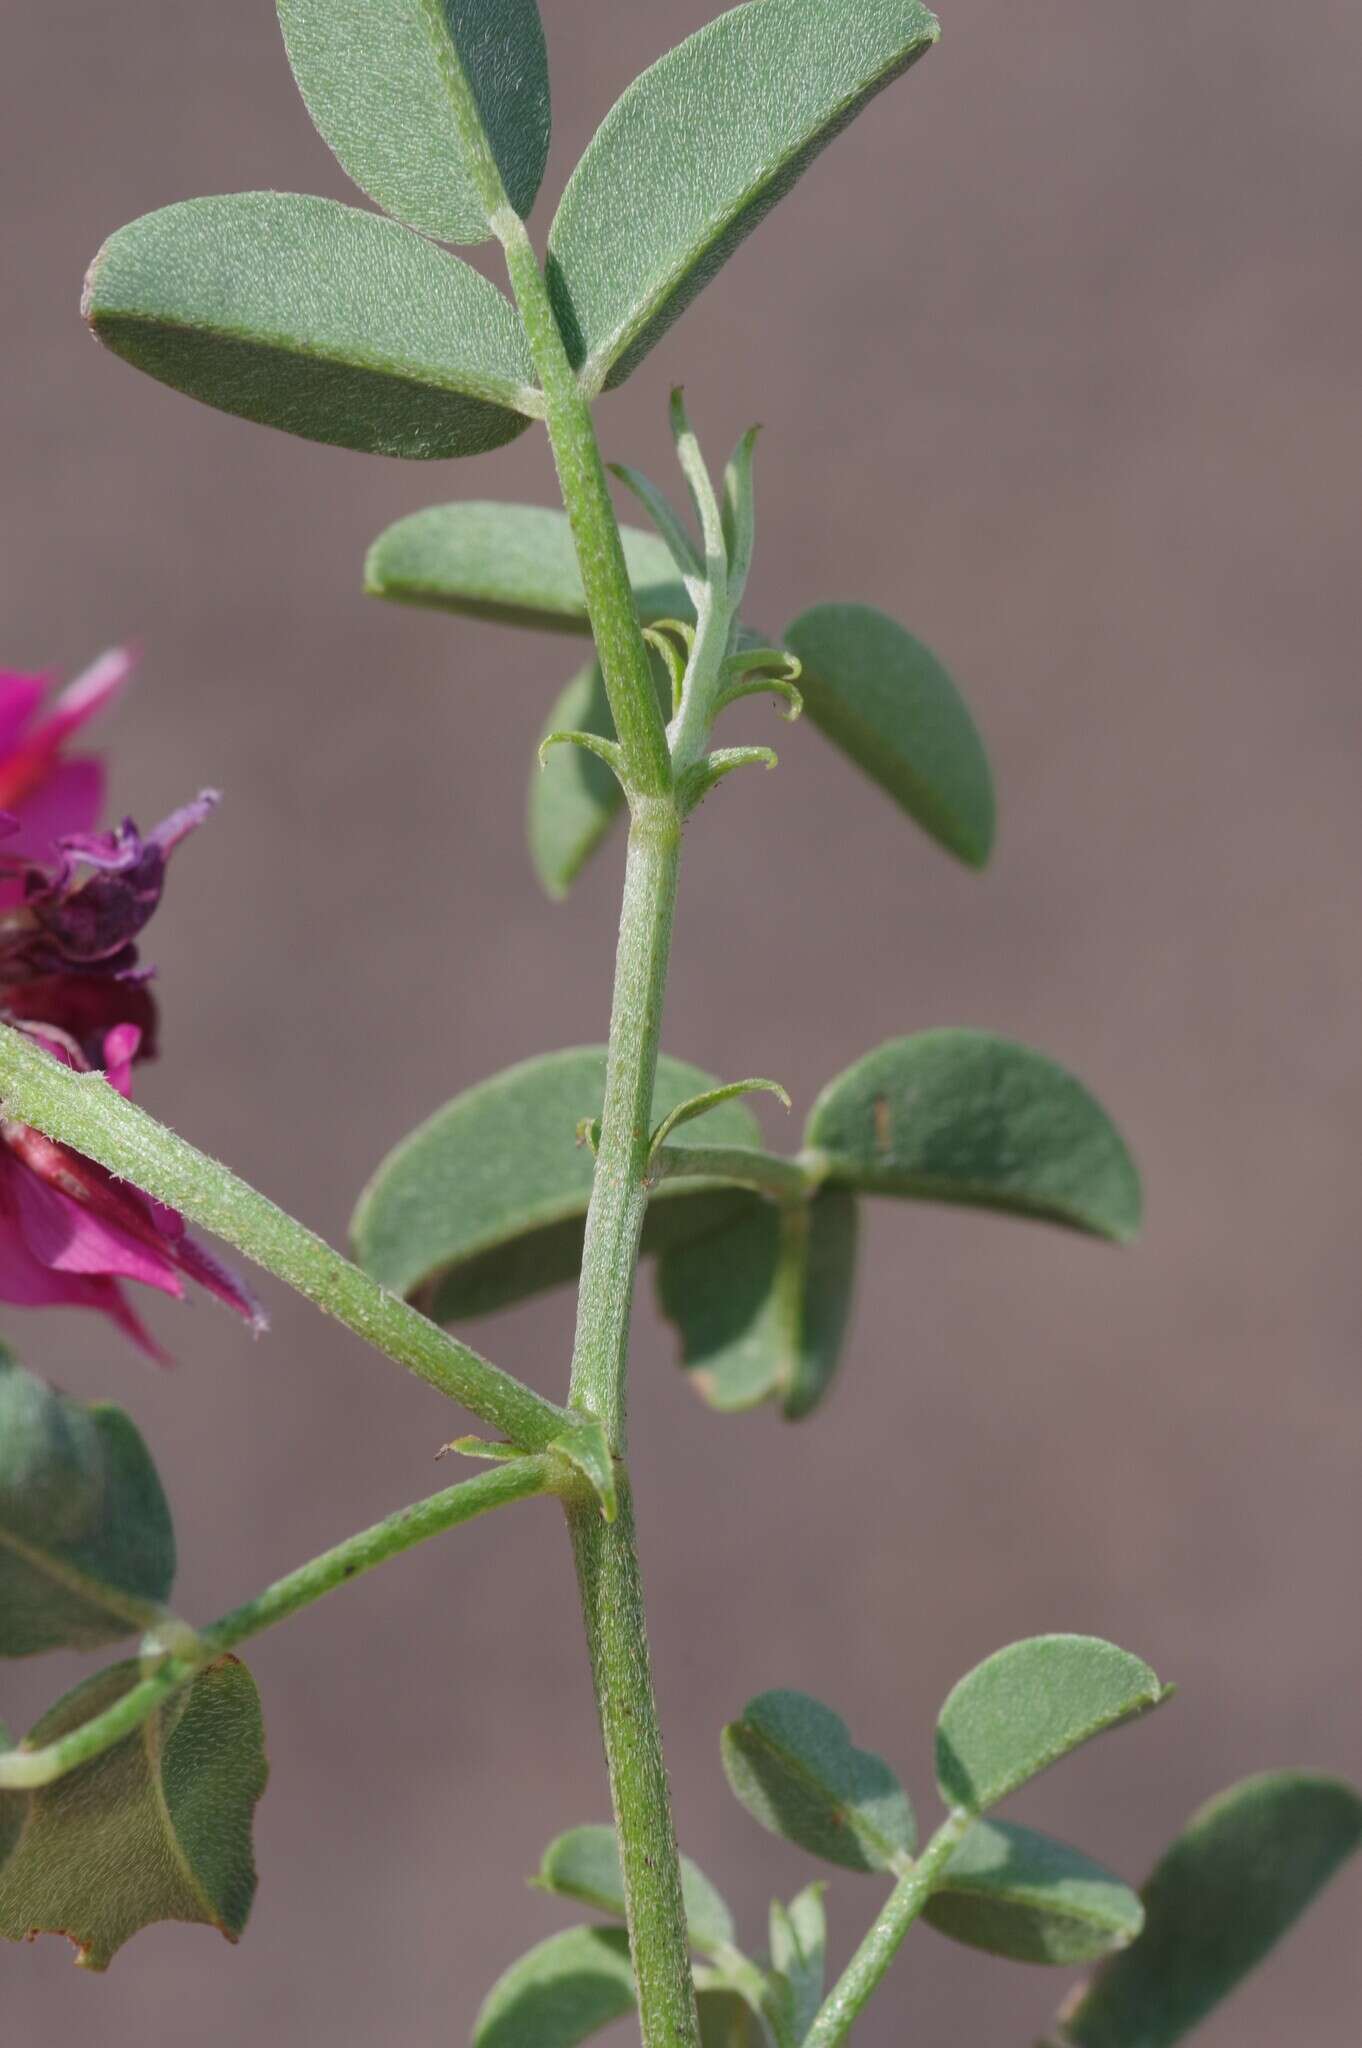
[562,806,693,2048]
[494,204,699,2048]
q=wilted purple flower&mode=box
[0,660,262,1356]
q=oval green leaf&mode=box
[365,502,692,631]
[351,1048,762,1319]
[546,0,941,392]
[784,603,994,867]
[83,194,537,459]
[534,1824,735,1957]
[657,1189,858,1420]
[936,1636,1167,1816]
[0,1352,174,1657]
[923,1820,1143,1966]
[474,1925,636,2048]
[0,1657,268,1970]
[807,1031,1142,1242]
[1056,1772,1362,2048]
[278,0,550,244]
[722,1688,914,1873]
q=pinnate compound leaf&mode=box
[769,1883,827,2040]
[277,0,550,244]
[352,1048,761,1320]
[474,1925,636,2048]
[366,502,691,631]
[534,1824,735,1956]
[83,194,536,459]
[722,1689,914,1872]
[784,603,994,867]
[546,0,940,392]
[0,1657,268,1969]
[922,1820,1143,1966]
[657,1189,857,1420]
[936,1636,1167,1816]
[807,1031,1141,1242]
[0,1351,174,1656]
[1055,1772,1362,2048]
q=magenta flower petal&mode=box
[2,758,106,875]
[0,673,49,759]
[5,1139,187,1298]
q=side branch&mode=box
[0,1455,558,1791]
[0,1024,570,1451]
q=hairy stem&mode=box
[802,1814,974,2048]
[0,1024,572,1451]
[491,198,699,2048]
[0,1457,557,1791]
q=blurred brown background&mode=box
[3,2,1359,2043]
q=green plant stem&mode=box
[494,185,700,2048]
[569,1480,698,2048]
[500,215,672,800]
[559,800,697,2048]
[0,1023,570,1451]
[430,43,700,2039]
[0,1456,557,1792]
[802,1813,974,2048]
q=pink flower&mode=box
[0,648,134,878]
[0,653,263,1358]
[0,1068,265,1364]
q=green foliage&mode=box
[277,0,550,244]
[351,1047,762,1318]
[722,1690,915,1873]
[657,1190,857,1419]
[695,1988,765,2048]
[1055,1772,1362,2048]
[473,1925,637,2048]
[535,1826,735,1956]
[0,1658,267,1970]
[366,502,691,631]
[546,0,940,392]
[808,1031,1142,1241]
[83,194,536,458]
[921,1820,1143,1966]
[530,662,627,897]
[0,1352,174,1657]
[784,603,994,868]
[769,1884,827,2040]
[935,1636,1167,1815]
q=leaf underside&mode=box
[0,1353,175,1657]
[785,602,994,867]
[351,1047,764,1317]
[657,1188,858,1420]
[923,1819,1144,1966]
[0,1658,268,1970]
[84,194,536,459]
[935,1635,1166,1815]
[547,0,941,390]
[722,1687,915,1872]
[278,0,551,245]
[807,1030,1142,1242]
[366,502,692,631]
[1057,1772,1362,2048]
